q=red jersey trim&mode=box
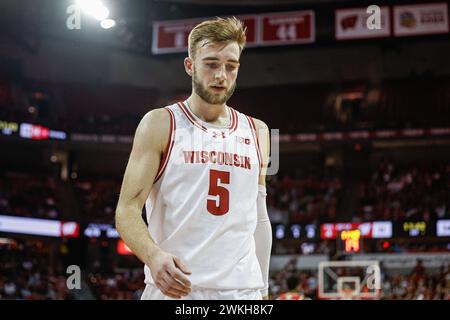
[154,107,176,183]
[178,102,208,132]
[246,115,263,173]
[178,101,237,133]
[229,107,239,134]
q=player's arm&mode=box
[115,108,191,299]
[253,118,272,300]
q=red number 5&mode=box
[207,169,230,215]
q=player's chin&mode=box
[207,93,228,104]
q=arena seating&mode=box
[3,78,449,135]
[355,159,450,222]
[0,172,61,220]
[0,240,69,300]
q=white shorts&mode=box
[141,283,262,300]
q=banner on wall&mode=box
[152,15,258,55]
[259,11,315,45]
[152,11,315,54]
[335,6,391,40]
[393,2,449,37]
[0,215,79,238]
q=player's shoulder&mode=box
[134,108,172,149]
[141,107,171,127]
[248,116,270,161]
[249,116,269,131]
[138,107,172,134]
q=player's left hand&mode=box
[148,249,192,299]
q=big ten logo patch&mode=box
[236,136,251,145]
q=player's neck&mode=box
[186,94,228,124]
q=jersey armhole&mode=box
[245,115,263,174]
[154,107,176,183]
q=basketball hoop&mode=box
[338,287,359,300]
[337,276,360,300]
[318,260,381,300]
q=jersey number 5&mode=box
[207,169,230,215]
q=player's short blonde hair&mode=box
[188,17,247,59]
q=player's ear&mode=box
[184,57,193,77]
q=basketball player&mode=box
[115,17,272,300]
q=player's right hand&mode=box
[148,249,192,299]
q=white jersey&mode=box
[144,100,264,290]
